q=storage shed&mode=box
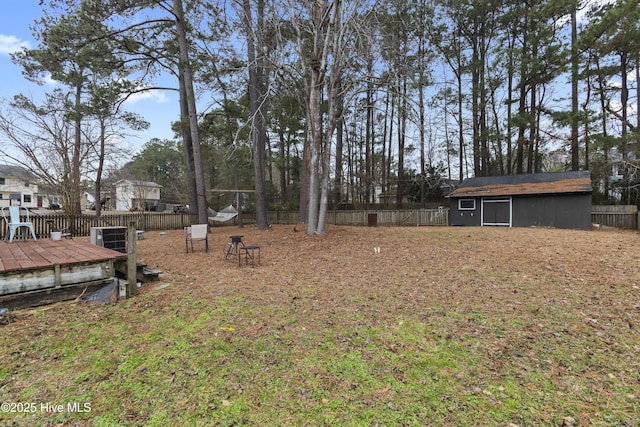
[448,171,592,230]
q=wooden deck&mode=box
[0,239,126,272]
[0,239,127,309]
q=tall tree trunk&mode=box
[70,82,83,217]
[396,78,407,209]
[306,64,322,233]
[570,4,580,171]
[479,25,489,176]
[279,128,288,205]
[636,56,640,147]
[178,70,198,213]
[528,80,537,174]
[516,13,529,175]
[316,2,343,235]
[596,57,610,200]
[636,55,640,151]
[386,91,395,199]
[94,118,106,217]
[305,0,340,235]
[470,18,481,177]
[365,56,373,207]
[457,56,464,181]
[332,77,344,209]
[418,29,426,207]
[506,27,515,175]
[173,0,207,223]
[620,51,629,203]
[380,91,387,198]
[241,0,269,229]
[298,119,310,223]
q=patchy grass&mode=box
[2,225,640,426]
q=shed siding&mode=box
[512,194,591,230]
[450,199,481,226]
[450,193,591,229]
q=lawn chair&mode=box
[2,206,37,243]
[185,224,208,253]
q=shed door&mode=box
[482,198,511,226]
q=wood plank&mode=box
[0,240,125,274]
[0,278,116,310]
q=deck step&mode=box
[142,266,161,278]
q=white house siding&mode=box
[0,167,39,209]
[114,180,161,211]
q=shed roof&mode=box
[448,171,592,198]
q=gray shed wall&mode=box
[449,199,482,226]
[512,194,591,230]
[450,193,591,230]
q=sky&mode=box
[0,0,180,157]
[0,0,630,165]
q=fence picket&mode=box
[1,206,636,238]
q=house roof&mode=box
[0,164,37,181]
[114,179,162,188]
[448,171,592,198]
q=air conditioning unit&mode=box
[90,226,127,253]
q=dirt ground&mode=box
[3,224,640,424]
[133,223,640,333]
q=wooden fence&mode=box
[264,208,450,227]
[1,212,194,239]
[1,206,637,239]
[1,208,450,239]
[591,205,638,229]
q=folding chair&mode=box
[185,224,208,253]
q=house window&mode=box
[24,194,32,203]
[24,181,30,187]
[0,177,5,185]
[458,199,476,210]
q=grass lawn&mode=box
[1,225,639,426]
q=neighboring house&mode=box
[375,190,409,205]
[82,191,98,211]
[114,180,161,211]
[447,170,592,230]
[82,191,113,210]
[0,164,40,208]
[601,144,639,201]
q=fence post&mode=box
[127,221,137,297]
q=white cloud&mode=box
[0,34,30,55]
[608,100,637,117]
[124,89,170,105]
[42,74,57,86]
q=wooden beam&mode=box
[0,278,114,310]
